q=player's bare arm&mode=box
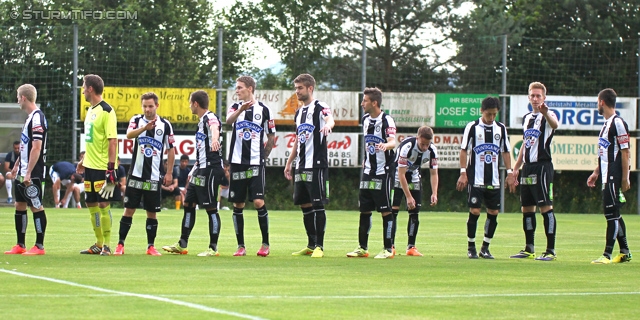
[320,113,335,136]
[23,140,42,187]
[284,139,298,180]
[377,136,396,152]
[225,100,254,125]
[164,147,176,186]
[430,168,438,206]
[539,103,559,129]
[621,148,630,191]
[456,149,468,191]
[587,163,600,188]
[126,117,156,139]
[264,133,275,159]
[502,151,515,190]
[209,123,221,151]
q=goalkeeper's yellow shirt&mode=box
[83,101,118,170]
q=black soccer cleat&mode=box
[468,247,478,259]
[479,248,494,259]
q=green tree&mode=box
[226,0,343,80]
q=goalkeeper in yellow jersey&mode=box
[76,74,119,256]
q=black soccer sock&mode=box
[467,212,479,248]
[617,217,629,253]
[118,216,133,245]
[207,209,221,251]
[15,210,27,247]
[314,206,326,249]
[390,209,399,247]
[146,218,158,247]
[523,212,536,252]
[542,210,556,254]
[302,206,316,249]
[604,217,617,258]
[383,214,394,251]
[33,210,47,247]
[407,210,420,248]
[232,207,245,247]
[257,205,269,246]
[180,206,197,247]
[358,213,372,250]
[483,213,498,249]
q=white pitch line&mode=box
[0,269,266,320]
[1,291,639,300]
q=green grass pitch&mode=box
[0,207,638,319]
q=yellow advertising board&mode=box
[80,87,217,123]
[509,135,637,171]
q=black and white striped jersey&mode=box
[126,115,175,181]
[521,111,556,163]
[18,109,48,179]
[460,118,510,187]
[394,137,438,184]
[598,115,630,183]
[294,100,331,169]
[227,101,276,166]
[194,111,223,169]
[362,112,396,176]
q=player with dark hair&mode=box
[284,73,335,258]
[347,87,397,259]
[114,92,175,256]
[588,88,632,264]
[4,84,49,255]
[2,141,20,203]
[226,75,276,257]
[163,90,226,257]
[389,126,439,257]
[456,97,514,259]
[76,74,118,256]
[509,82,559,261]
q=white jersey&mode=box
[362,112,396,176]
[460,118,510,187]
[394,137,438,184]
[127,115,175,181]
[521,111,556,163]
[598,115,630,183]
[19,109,48,179]
[294,100,331,169]
[227,101,276,166]
[194,111,223,169]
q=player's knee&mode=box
[253,199,264,208]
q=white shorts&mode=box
[220,187,229,199]
[49,168,72,186]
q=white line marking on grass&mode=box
[0,269,266,320]
[155,292,640,299]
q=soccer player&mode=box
[50,160,80,208]
[4,84,49,255]
[160,159,180,205]
[456,97,514,259]
[76,74,118,256]
[3,141,20,203]
[163,90,225,257]
[226,76,276,257]
[390,126,438,257]
[509,82,559,261]
[588,88,632,264]
[114,92,175,256]
[346,87,397,259]
[284,73,334,258]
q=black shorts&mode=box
[184,167,225,207]
[467,185,501,210]
[161,188,181,199]
[228,164,265,203]
[602,181,626,214]
[392,186,422,211]
[520,162,554,207]
[293,168,329,206]
[124,181,162,212]
[84,168,111,203]
[15,177,44,208]
[359,172,392,213]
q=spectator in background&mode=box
[161,159,180,210]
[50,160,79,208]
[176,154,191,209]
[3,141,20,203]
[110,159,127,204]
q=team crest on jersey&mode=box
[236,120,262,141]
[473,143,500,164]
[156,129,163,136]
[471,197,478,204]
[307,113,313,120]
[523,129,541,148]
[255,114,261,121]
[364,134,386,155]
[139,136,163,158]
[494,134,500,141]
[91,114,96,120]
[297,123,315,144]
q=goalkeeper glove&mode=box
[99,162,117,199]
[105,162,117,185]
[99,183,116,199]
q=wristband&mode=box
[506,169,513,174]
[460,168,466,173]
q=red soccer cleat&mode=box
[22,246,45,255]
[257,244,270,257]
[114,243,125,256]
[5,244,26,254]
[146,245,162,256]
